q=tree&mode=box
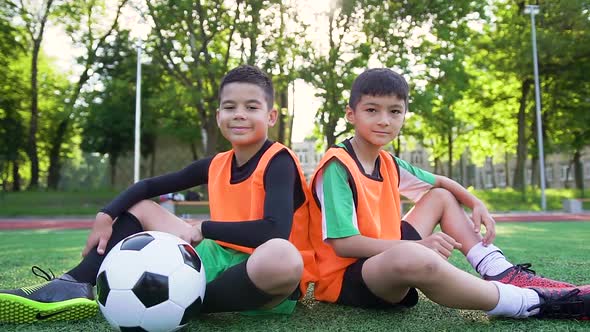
[45,0,128,189]
[301,0,370,149]
[474,0,590,191]
[11,0,56,188]
[257,1,306,146]
[81,29,162,185]
[361,0,485,178]
[0,2,26,190]
[145,0,242,155]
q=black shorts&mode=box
[336,221,422,309]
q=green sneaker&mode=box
[0,266,98,323]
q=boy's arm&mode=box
[318,160,406,257]
[100,157,213,219]
[434,175,496,244]
[434,175,482,209]
[328,232,460,259]
[200,150,296,247]
[84,157,212,256]
[327,236,402,258]
[396,155,495,244]
[321,159,461,259]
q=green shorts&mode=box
[195,239,297,315]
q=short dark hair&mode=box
[219,65,274,108]
[348,68,409,110]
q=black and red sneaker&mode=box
[528,285,590,320]
[484,263,574,288]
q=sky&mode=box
[43,0,334,143]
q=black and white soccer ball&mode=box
[96,231,206,332]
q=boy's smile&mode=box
[217,82,277,147]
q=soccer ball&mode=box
[96,231,206,332]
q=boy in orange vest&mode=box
[0,65,316,323]
[308,68,589,319]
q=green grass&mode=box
[1,222,589,331]
[470,188,590,212]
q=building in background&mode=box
[108,136,590,192]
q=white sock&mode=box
[486,281,540,318]
[466,242,513,277]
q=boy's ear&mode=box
[216,109,221,127]
[345,106,355,124]
[267,108,278,127]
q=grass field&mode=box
[1,222,589,331]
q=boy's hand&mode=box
[417,233,462,259]
[83,212,114,257]
[471,202,496,246]
[182,220,204,246]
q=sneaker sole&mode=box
[0,294,98,323]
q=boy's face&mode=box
[217,82,277,147]
[345,94,406,147]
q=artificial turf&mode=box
[0,221,589,331]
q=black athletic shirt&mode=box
[100,140,305,248]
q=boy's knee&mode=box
[383,242,441,280]
[250,239,303,286]
[128,199,156,216]
[127,199,156,219]
[426,188,457,205]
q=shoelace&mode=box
[527,288,581,313]
[514,263,537,275]
[31,266,56,281]
[504,263,536,283]
[20,266,56,295]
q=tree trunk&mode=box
[459,152,464,186]
[27,43,41,189]
[530,156,538,188]
[565,159,573,189]
[109,154,118,187]
[513,79,532,190]
[24,0,54,188]
[277,88,288,144]
[189,141,198,161]
[434,157,440,174]
[150,148,156,178]
[12,160,21,192]
[325,132,336,151]
[489,157,497,188]
[288,83,295,148]
[47,119,69,189]
[447,131,453,179]
[505,151,510,187]
[394,136,401,156]
[247,2,261,65]
[573,149,584,197]
[204,115,219,156]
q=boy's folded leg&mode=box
[484,263,574,288]
[200,260,275,314]
[0,266,97,323]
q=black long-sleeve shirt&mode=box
[101,141,305,248]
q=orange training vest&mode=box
[309,146,401,302]
[208,142,318,296]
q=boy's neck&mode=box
[233,138,268,167]
[349,137,381,174]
